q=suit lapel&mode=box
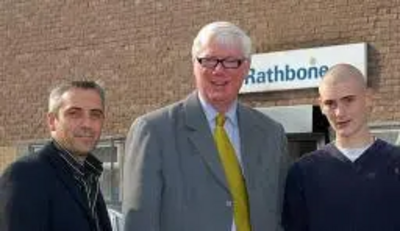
[184,93,229,191]
[42,143,91,216]
[237,106,264,189]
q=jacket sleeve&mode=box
[0,161,50,231]
[281,163,309,231]
[122,117,163,231]
[277,128,291,231]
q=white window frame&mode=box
[369,122,400,146]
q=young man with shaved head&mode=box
[282,63,400,231]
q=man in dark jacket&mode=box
[0,80,112,231]
[282,64,400,231]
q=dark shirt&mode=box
[53,140,104,231]
[282,139,400,231]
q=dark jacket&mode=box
[0,142,112,231]
[282,139,400,231]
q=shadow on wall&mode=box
[366,44,382,90]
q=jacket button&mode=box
[226,201,232,207]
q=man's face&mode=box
[319,78,370,140]
[193,40,250,111]
[47,88,105,157]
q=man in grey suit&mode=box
[123,21,289,231]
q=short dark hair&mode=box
[48,80,105,113]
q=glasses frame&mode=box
[196,57,247,69]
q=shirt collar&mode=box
[52,140,103,178]
[197,92,238,126]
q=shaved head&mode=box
[319,63,366,94]
[318,63,372,148]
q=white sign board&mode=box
[240,43,367,93]
[256,105,314,133]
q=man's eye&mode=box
[91,113,103,119]
[67,111,78,117]
[343,97,354,103]
[324,101,335,109]
[224,59,239,63]
[203,59,217,63]
[91,110,104,120]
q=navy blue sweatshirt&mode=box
[282,139,400,231]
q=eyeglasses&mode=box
[196,57,246,69]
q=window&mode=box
[370,122,400,146]
[93,137,124,210]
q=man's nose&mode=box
[213,61,225,72]
[80,115,94,127]
[334,103,346,117]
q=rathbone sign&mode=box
[240,43,367,93]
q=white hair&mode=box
[191,21,252,59]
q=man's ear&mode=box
[244,59,251,70]
[318,97,326,115]
[47,112,57,132]
[240,59,252,79]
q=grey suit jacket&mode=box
[123,92,289,231]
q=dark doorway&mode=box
[287,133,327,159]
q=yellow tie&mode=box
[214,113,251,231]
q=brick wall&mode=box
[0,147,17,173]
[1,0,400,153]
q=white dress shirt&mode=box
[198,92,243,231]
